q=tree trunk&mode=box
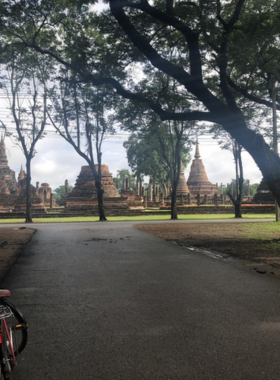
[234,201,242,218]
[222,116,280,208]
[271,81,280,221]
[228,193,242,218]
[95,178,107,221]
[25,158,33,223]
[170,187,178,220]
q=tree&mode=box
[227,141,244,218]
[124,118,192,219]
[0,49,48,222]
[2,0,280,207]
[54,184,73,204]
[48,75,116,221]
[210,123,246,217]
[113,169,136,192]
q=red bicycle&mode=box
[0,290,28,379]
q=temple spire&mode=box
[187,141,219,196]
[195,140,200,158]
[0,135,9,169]
[18,165,26,181]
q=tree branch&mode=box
[109,0,224,113]
[228,77,280,111]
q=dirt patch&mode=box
[0,227,36,284]
[134,222,280,277]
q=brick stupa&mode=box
[0,136,17,195]
[65,164,129,213]
[252,178,274,204]
[0,137,45,212]
[187,141,219,196]
[177,164,190,196]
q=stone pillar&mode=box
[180,194,184,206]
[125,177,129,190]
[148,185,153,202]
[204,194,207,205]
[248,180,251,201]
[65,179,69,196]
[160,193,165,206]
[50,193,53,209]
[155,185,160,202]
[36,182,39,195]
[137,180,141,196]
[214,193,218,206]
[144,196,147,208]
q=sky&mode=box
[3,131,263,192]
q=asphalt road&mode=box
[2,221,280,380]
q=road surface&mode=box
[1,221,280,380]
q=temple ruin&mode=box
[187,141,219,198]
[0,135,268,215]
[65,165,137,213]
[252,178,275,204]
[0,137,51,212]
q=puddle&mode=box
[185,246,227,260]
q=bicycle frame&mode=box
[0,307,16,378]
[0,291,28,379]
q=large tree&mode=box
[0,49,49,222]
[124,118,192,219]
[2,0,280,206]
[48,76,116,221]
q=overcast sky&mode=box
[3,132,262,192]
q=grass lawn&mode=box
[134,221,280,269]
[0,213,275,223]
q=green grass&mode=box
[0,213,275,224]
[240,221,280,237]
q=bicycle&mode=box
[0,290,28,379]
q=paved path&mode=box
[2,221,280,380]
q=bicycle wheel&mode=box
[2,301,28,356]
[0,321,12,380]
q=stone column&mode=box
[214,193,218,206]
[148,185,153,202]
[65,179,69,196]
[144,196,147,208]
[50,193,53,209]
[179,194,183,206]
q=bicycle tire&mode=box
[2,300,28,356]
[0,323,12,380]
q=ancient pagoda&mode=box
[187,141,219,197]
[0,136,18,195]
[177,163,190,196]
[252,178,275,204]
[65,164,130,214]
[0,137,46,212]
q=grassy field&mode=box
[134,221,280,270]
[0,213,275,224]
